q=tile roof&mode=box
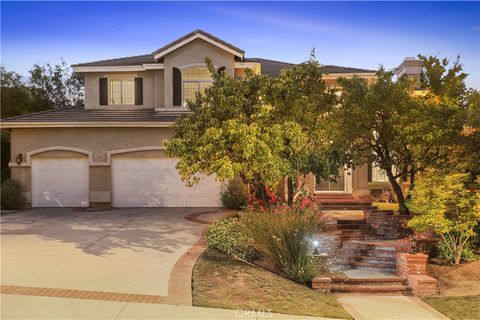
[73,29,244,67]
[72,54,156,67]
[1,107,181,124]
[245,58,376,77]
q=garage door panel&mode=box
[32,158,89,207]
[112,158,222,207]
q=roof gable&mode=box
[152,29,244,60]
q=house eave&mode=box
[1,122,174,128]
[72,64,164,73]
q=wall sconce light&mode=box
[16,153,23,165]
[409,237,417,254]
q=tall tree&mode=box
[165,57,341,203]
[29,59,84,110]
[0,67,35,118]
[267,56,343,203]
[165,59,305,200]
[332,55,472,214]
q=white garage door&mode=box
[112,158,222,207]
[32,157,89,207]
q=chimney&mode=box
[396,57,423,84]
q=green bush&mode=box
[1,178,23,209]
[220,178,249,210]
[437,240,478,263]
[244,206,323,284]
[205,216,256,260]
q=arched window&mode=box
[182,66,213,107]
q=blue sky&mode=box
[2,1,479,89]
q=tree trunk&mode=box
[287,176,295,206]
[385,169,409,215]
[454,251,461,264]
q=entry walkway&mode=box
[337,295,449,320]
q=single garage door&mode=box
[32,157,89,207]
[112,158,222,207]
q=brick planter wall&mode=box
[316,231,342,268]
[396,253,439,296]
[312,277,332,293]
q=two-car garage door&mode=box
[112,158,222,207]
[31,157,222,207]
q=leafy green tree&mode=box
[29,59,84,110]
[268,56,344,203]
[165,59,305,200]
[332,56,472,214]
[165,57,341,203]
[0,67,35,118]
[407,173,480,264]
[332,70,417,214]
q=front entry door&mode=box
[315,167,352,193]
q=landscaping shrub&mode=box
[408,173,480,264]
[244,206,323,284]
[1,178,23,209]
[220,178,249,210]
[438,240,478,263]
[205,216,256,260]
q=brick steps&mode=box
[331,276,411,294]
[338,255,397,263]
[332,284,411,294]
[316,194,374,211]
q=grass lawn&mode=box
[192,248,353,319]
[422,295,480,320]
[372,202,399,211]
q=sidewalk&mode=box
[337,295,449,320]
[1,294,335,320]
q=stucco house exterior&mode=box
[1,30,421,208]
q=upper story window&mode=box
[182,67,213,107]
[109,79,134,105]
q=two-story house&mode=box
[1,30,422,208]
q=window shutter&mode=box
[173,67,182,106]
[99,78,108,105]
[134,77,143,105]
[367,163,372,182]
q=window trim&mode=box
[108,78,135,105]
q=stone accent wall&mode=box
[396,253,439,296]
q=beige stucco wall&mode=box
[163,38,235,108]
[9,127,173,205]
[83,70,162,109]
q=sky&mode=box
[1,1,479,89]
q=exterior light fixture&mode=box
[16,153,23,165]
[313,240,319,255]
[409,238,417,254]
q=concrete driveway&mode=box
[1,208,219,297]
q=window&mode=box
[109,79,134,105]
[182,67,213,107]
[370,163,389,182]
